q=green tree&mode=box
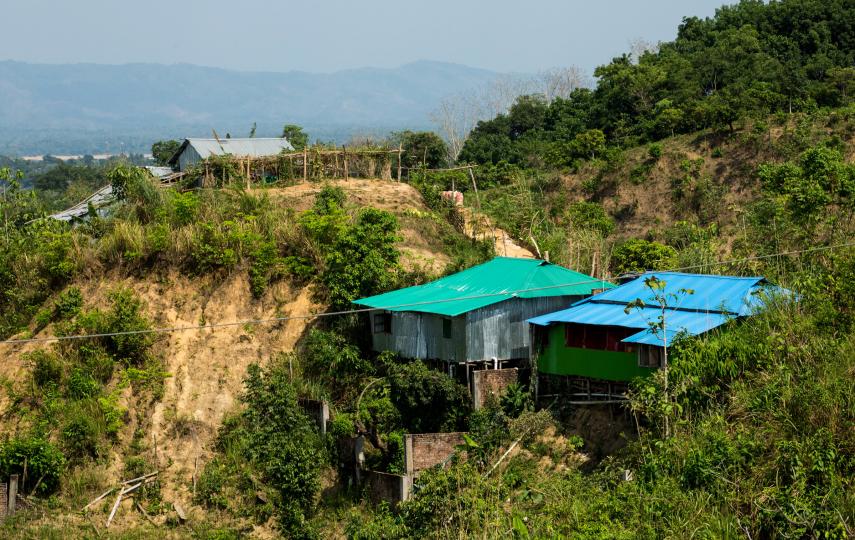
[108,164,152,201]
[757,144,855,236]
[320,208,401,309]
[398,131,448,169]
[150,140,181,166]
[625,275,694,436]
[571,129,606,159]
[387,361,471,433]
[826,66,855,105]
[653,99,684,137]
[282,124,309,150]
[610,239,677,275]
[566,201,614,236]
[237,361,325,536]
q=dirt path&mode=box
[461,206,535,259]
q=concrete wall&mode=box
[298,399,330,435]
[472,368,519,409]
[337,435,365,484]
[365,470,411,506]
[404,432,467,476]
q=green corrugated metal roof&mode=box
[354,257,614,316]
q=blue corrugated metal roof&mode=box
[528,302,732,332]
[581,272,770,316]
[528,271,791,344]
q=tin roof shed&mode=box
[168,137,294,169]
[354,257,613,317]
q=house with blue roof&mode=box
[527,271,790,396]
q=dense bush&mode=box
[387,361,471,433]
[301,329,374,402]
[610,238,677,275]
[566,201,615,236]
[320,208,401,309]
[204,359,326,537]
[0,437,66,495]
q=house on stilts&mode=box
[353,257,611,382]
[528,271,792,400]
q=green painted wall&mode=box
[537,325,656,382]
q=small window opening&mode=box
[442,317,453,339]
[373,313,392,334]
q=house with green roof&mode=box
[354,257,612,369]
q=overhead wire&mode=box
[1,240,852,346]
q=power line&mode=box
[1,240,852,346]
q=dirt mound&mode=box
[269,179,427,214]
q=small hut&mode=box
[167,137,293,171]
[528,271,791,397]
[354,257,611,374]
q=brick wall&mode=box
[0,481,6,518]
[472,368,518,409]
[365,470,411,505]
[404,432,467,476]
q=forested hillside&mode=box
[0,0,853,538]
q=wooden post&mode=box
[397,144,403,182]
[303,147,308,182]
[8,474,17,516]
[343,146,349,180]
[468,166,482,211]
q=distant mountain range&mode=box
[0,60,501,156]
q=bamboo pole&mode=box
[403,164,478,172]
[303,147,308,182]
[83,487,116,511]
[397,144,403,182]
[106,491,123,527]
[468,167,481,212]
[343,145,348,180]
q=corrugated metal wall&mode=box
[465,296,576,362]
[371,312,466,362]
[371,295,578,363]
[178,146,202,171]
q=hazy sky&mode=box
[4,0,724,74]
